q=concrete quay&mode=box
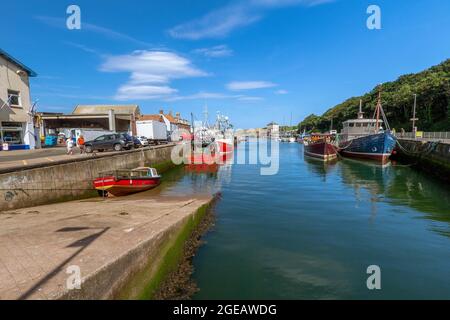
[393,139,450,182]
[0,193,214,300]
[0,144,176,211]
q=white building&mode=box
[0,49,37,150]
[266,122,280,139]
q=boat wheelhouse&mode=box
[339,105,383,142]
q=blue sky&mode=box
[2,0,450,128]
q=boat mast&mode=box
[375,87,381,133]
[203,102,209,128]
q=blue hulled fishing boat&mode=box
[338,90,397,164]
[339,131,397,164]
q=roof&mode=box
[0,48,37,77]
[72,105,140,115]
[163,113,177,123]
[343,118,383,123]
[161,112,189,125]
[267,122,279,126]
[138,114,163,122]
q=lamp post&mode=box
[410,94,419,138]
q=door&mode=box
[92,135,107,149]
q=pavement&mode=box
[0,147,134,172]
[0,193,212,299]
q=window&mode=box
[7,90,21,107]
[95,135,106,141]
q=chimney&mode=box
[159,109,164,114]
[175,112,180,119]
[169,110,173,116]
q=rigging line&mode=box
[338,138,353,150]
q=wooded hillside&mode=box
[299,59,450,133]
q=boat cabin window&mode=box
[355,123,362,127]
[129,168,159,177]
[349,123,355,127]
[149,168,158,177]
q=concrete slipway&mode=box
[0,193,214,299]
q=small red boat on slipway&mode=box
[304,134,338,162]
[93,167,161,196]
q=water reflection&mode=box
[191,143,450,299]
[386,166,450,224]
[304,156,338,181]
[335,158,450,236]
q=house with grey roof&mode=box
[0,49,37,150]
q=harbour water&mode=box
[154,142,450,299]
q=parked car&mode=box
[84,133,133,153]
[137,136,149,146]
[132,136,142,148]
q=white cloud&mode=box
[165,92,265,103]
[166,92,236,102]
[100,51,207,80]
[115,85,177,101]
[35,16,152,47]
[100,50,207,101]
[64,41,100,55]
[168,0,334,40]
[275,89,289,94]
[193,45,233,58]
[168,3,261,40]
[227,81,277,91]
[238,96,264,102]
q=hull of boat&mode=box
[93,176,160,196]
[339,132,397,164]
[215,138,234,153]
[187,150,233,165]
[304,142,338,161]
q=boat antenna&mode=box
[358,99,364,119]
[203,102,209,128]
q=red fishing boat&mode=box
[304,134,338,161]
[93,167,161,196]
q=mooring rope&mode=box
[395,139,440,157]
[338,139,353,150]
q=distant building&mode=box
[139,109,191,137]
[266,122,280,139]
[39,106,190,139]
[39,105,141,136]
[0,49,37,150]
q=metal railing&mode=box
[394,132,450,143]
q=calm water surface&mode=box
[155,143,450,299]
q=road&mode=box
[0,147,68,162]
[0,147,124,172]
